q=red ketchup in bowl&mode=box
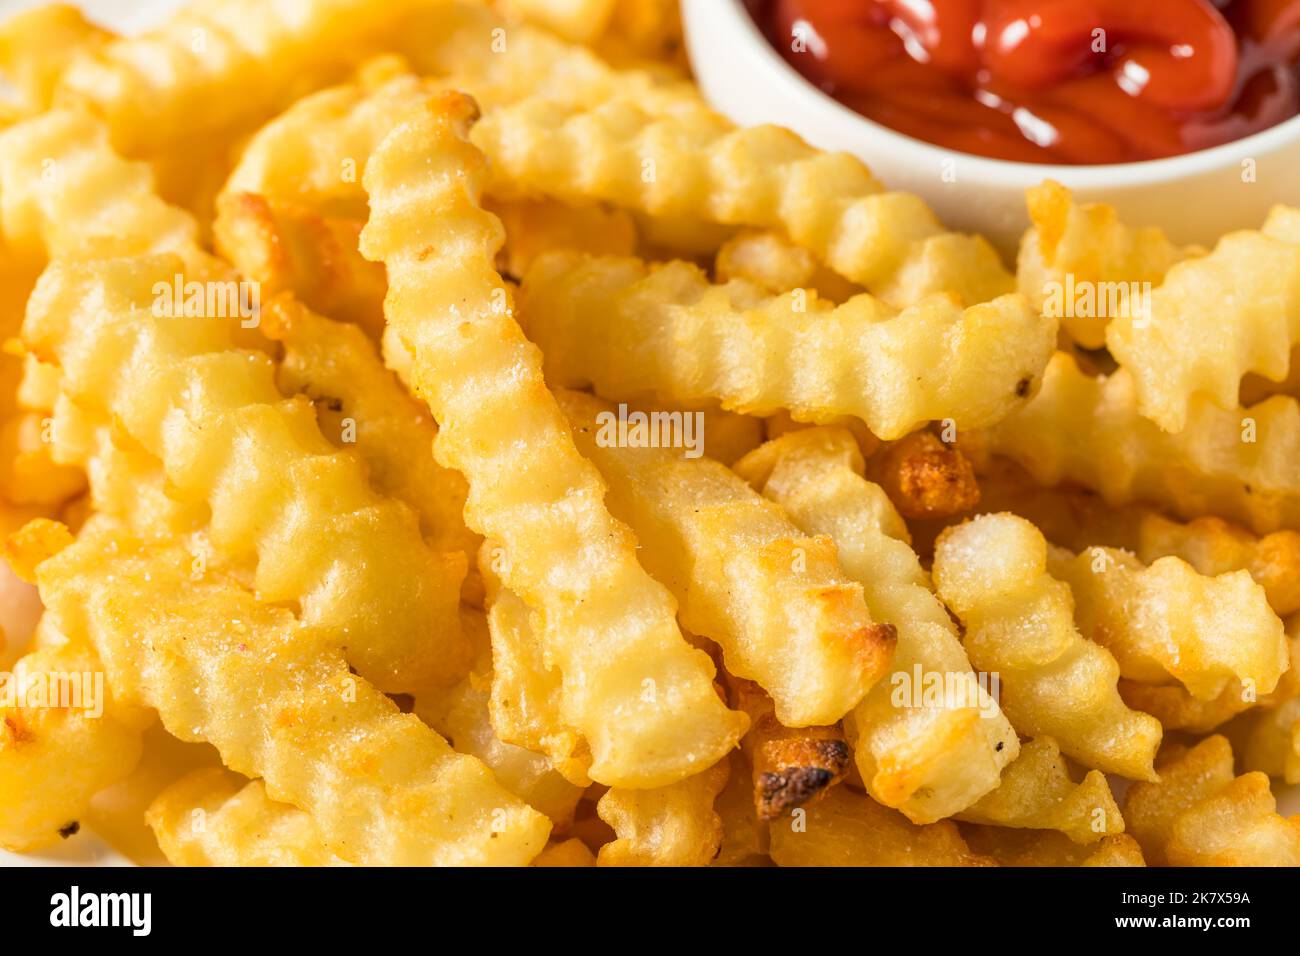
[756,0,1300,163]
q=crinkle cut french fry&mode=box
[0,619,152,851]
[1121,681,1259,734]
[486,197,638,279]
[715,228,820,294]
[49,0,433,156]
[956,737,1123,844]
[1123,736,1300,867]
[1048,546,1287,702]
[975,462,1300,616]
[1129,514,1300,618]
[0,3,110,112]
[0,512,46,659]
[689,404,765,466]
[933,513,1162,780]
[360,92,745,787]
[1234,208,1300,407]
[1106,215,1300,432]
[217,43,693,222]
[520,252,1054,440]
[714,228,862,303]
[414,609,585,828]
[48,396,205,541]
[1016,180,1193,349]
[725,677,850,821]
[37,520,551,866]
[147,767,348,867]
[961,827,1146,867]
[532,838,596,867]
[24,255,468,691]
[1227,698,1300,785]
[215,193,390,339]
[1219,620,1300,782]
[219,75,438,221]
[500,0,618,44]
[734,427,1016,822]
[867,430,980,520]
[590,0,687,72]
[0,107,205,523]
[473,95,1013,305]
[763,408,882,459]
[0,410,85,505]
[597,758,729,866]
[261,296,481,593]
[972,351,1300,534]
[212,72,650,339]
[769,786,995,867]
[557,389,894,727]
[398,1,697,112]
[0,108,202,271]
[1122,623,1299,733]
[482,566,593,786]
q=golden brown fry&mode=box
[474,95,1013,305]
[1016,180,1192,349]
[961,827,1146,867]
[414,609,585,828]
[714,228,819,294]
[557,389,894,727]
[37,519,551,866]
[0,411,85,506]
[0,623,152,851]
[481,565,592,787]
[215,193,389,339]
[1228,699,1300,785]
[868,430,980,520]
[261,295,482,600]
[532,838,597,867]
[360,94,745,785]
[970,351,1300,534]
[956,737,1124,844]
[975,462,1300,616]
[0,3,110,112]
[1222,619,1300,782]
[0,108,203,271]
[596,759,729,866]
[49,0,432,156]
[521,252,1053,440]
[1048,546,1287,702]
[48,397,206,541]
[1123,736,1300,866]
[1121,680,1261,734]
[1106,211,1300,432]
[762,409,881,459]
[714,228,861,302]
[499,0,619,43]
[488,197,638,279]
[933,514,1162,780]
[735,427,1017,822]
[147,768,348,867]
[1137,514,1300,617]
[24,254,469,691]
[726,677,849,821]
[769,786,995,867]
[401,0,697,111]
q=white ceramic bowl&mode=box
[682,0,1300,256]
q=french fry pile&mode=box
[0,0,1297,868]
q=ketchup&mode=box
[758,0,1300,163]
